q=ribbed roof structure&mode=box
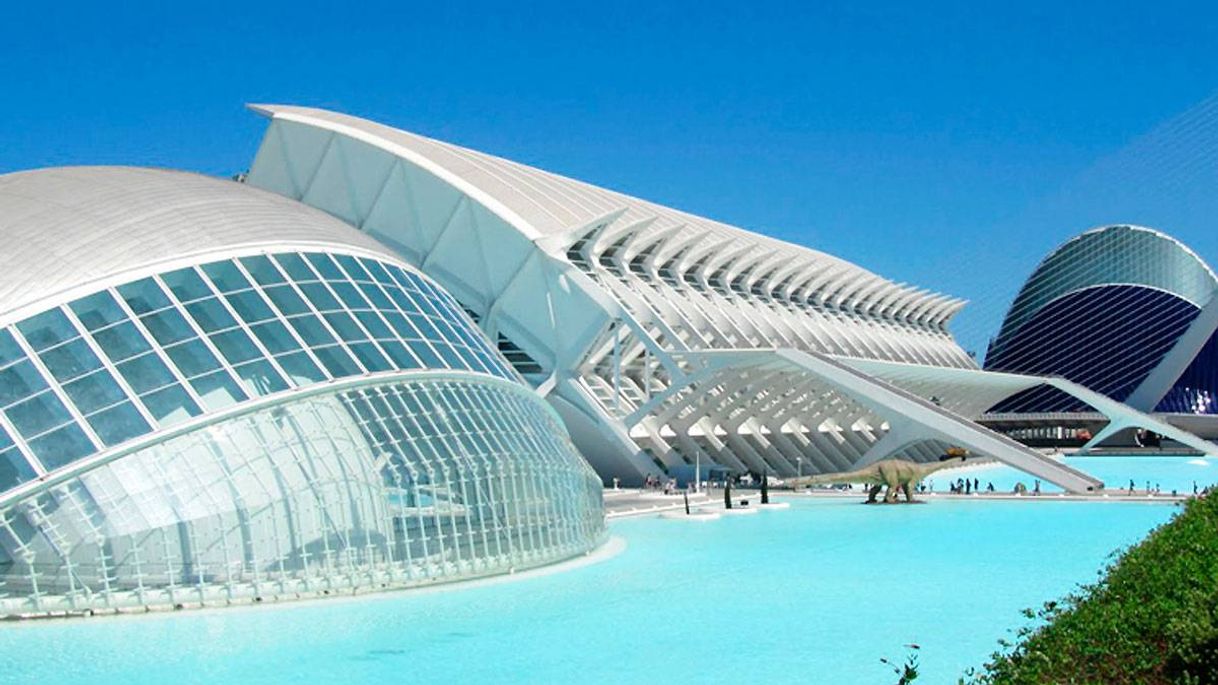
[250,105,961,328]
[0,166,393,321]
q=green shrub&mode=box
[966,492,1218,684]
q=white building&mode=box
[243,105,1218,492]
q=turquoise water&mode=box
[927,455,1218,494]
[0,496,1176,684]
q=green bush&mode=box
[966,491,1218,685]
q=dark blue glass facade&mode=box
[986,285,1200,413]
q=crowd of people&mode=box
[941,477,999,494]
[917,477,1038,495]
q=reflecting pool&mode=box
[0,496,1176,684]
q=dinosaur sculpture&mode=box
[788,449,969,503]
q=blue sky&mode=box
[3,0,1217,355]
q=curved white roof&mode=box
[0,166,396,319]
[249,104,955,320]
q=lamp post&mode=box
[797,456,803,480]
[694,451,701,494]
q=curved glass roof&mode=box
[0,249,516,497]
[993,225,1218,350]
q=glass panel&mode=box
[185,298,237,332]
[62,370,128,415]
[330,281,368,309]
[239,255,286,286]
[117,353,177,394]
[0,360,49,407]
[411,343,443,368]
[26,423,94,470]
[357,282,393,309]
[354,311,392,339]
[358,257,397,285]
[93,321,153,362]
[334,254,372,281]
[385,286,422,315]
[141,384,201,426]
[305,253,345,280]
[226,290,275,323]
[323,311,367,342]
[86,401,150,446]
[139,308,194,346]
[381,311,420,340]
[0,446,35,491]
[349,343,391,372]
[409,314,441,342]
[201,261,252,293]
[412,293,448,321]
[444,319,483,349]
[262,284,309,316]
[434,344,466,371]
[389,265,420,291]
[70,291,127,331]
[6,392,74,438]
[379,340,420,369]
[451,345,486,373]
[311,346,361,377]
[233,360,288,396]
[190,370,247,410]
[209,329,263,365]
[275,351,327,385]
[250,321,300,355]
[273,253,317,282]
[160,268,213,303]
[299,283,340,311]
[38,339,103,383]
[164,339,222,377]
[287,314,336,347]
[118,278,172,314]
[0,329,23,367]
[17,309,77,351]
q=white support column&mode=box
[674,348,1105,491]
[1044,377,1217,456]
[611,320,621,413]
